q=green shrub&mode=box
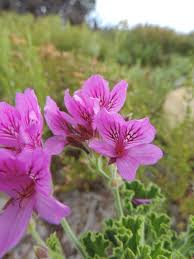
[81,181,194,258]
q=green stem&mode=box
[29,219,46,247]
[97,159,123,218]
[112,185,124,218]
[61,219,87,258]
[97,157,110,180]
[110,166,124,218]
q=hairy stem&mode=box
[29,219,46,247]
[97,157,110,180]
[110,165,124,218]
[112,184,124,218]
[61,219,87,258]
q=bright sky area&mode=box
[95,0,194,33]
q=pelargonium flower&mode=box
[80,74,128,112]
[44,89,97,151]
[0,89,43,152]
[89,109,163,181]
[0,148,70,257]
[44,75,128,152]
[0,88,61,155]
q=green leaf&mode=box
[46,232,64,259]
[80,181,193,259]
[105,216,145,254]
[137,245,152,259]
[171,251,186,259]
[145,212,173,248]
[174,216,194,257]
[81,231,109,258]
[150,242,172,258]
[121,180,165,215]
[111,247,136,259]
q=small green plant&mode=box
[81,181,194,259]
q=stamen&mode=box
[124,124,143,143]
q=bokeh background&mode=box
[0,1,194,258]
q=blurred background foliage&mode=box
[0,12,193,226]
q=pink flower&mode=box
[0,88,61,155]
[44,75,128,153]
[44,89,97,151]
[0,89,43,153]
[81,74,128,112]
[0,148,70,257]
[89,110,163,181]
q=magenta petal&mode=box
[81,75,110,107]
[123,117,156,147]
[35,191,71,224]
[0,102,21,147]
[116,153,139,181]
[64,90,85,126]
[108,80,128,112]
[64,90,80,120]
[0,172,30,198]
[64,90,94,127]
[18,149,52,194]
[0,198,34,257]
[128,144,163,165]
[16,88,43,131]
[44,136,67,155]
[95,109,125,144]
[44,96,74,136]
[0,150,31,197]
[89,139,116,157]
[18,148,49,172]
[18,123,42,150]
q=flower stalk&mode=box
[29,219,46,248]
[112,184,124,218]
[97,156,110,180]
[97,157,124,217]
[110,166,124,218]
[61,219,87,258]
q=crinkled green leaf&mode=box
[137,245,152,259]
[105,216,145,253]
[46,232,64,259]
[174,216,194,257]
[145,212,174,248]
[110,247,136,259]
[171,251,186,259]
[80,181,193,259]
[121,180,165,215]
[81,231,108,258]
[150,242,172,258]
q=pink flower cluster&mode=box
[45,74,163,181]
[0,74,162,256]
[0,89,70,257]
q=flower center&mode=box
[115,141,124,157]
[124,127,142,144]
[12,182,35,208]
